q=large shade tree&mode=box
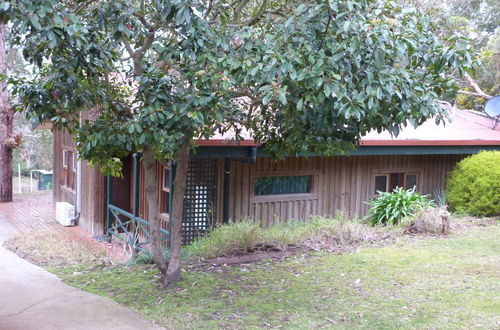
[2,0,474,285]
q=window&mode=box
[162,166,170,192]
[374,172,418,194]
[62,150,69,168]
[254,175,312,196]
[405,173,417,190]
[160,164,171,214]
[61,149,75,191]
[72,153,77,172]
[375,175,388,192]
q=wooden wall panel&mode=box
[229,154,466,226]
[80,163,105,235]
[53,129,106,236]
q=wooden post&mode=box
[30,170,33,192]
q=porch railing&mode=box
[107,204,170,252]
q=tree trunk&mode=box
[0,23,13,203]
[165,140,190,285]
[143,146,169,276]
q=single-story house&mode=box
[52,109,500,244]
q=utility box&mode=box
[55,202,75,226]
[32,170,53,190]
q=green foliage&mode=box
[365,187,435,226]
[446,151,500,216]
[3,0,476,171]
[432,188,447,208]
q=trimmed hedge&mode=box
[446,151,500,216]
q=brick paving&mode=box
[0,192,128,262]
[0,192,57,233]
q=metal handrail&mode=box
[107,204,170,251]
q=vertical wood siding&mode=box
[53,129,106,235]
[229,154,465,226]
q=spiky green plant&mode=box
[365,187,435,226]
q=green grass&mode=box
[47,224,500,329]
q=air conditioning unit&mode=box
[55,202,75,226]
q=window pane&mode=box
[255,176,311,196]
[62,150,68,167]
[374,175,387,193]
[163,167,170,191]
[389,173,404,191]
[405,174,417,190]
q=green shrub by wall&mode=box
[365,187,435,226]
[446,151,500,216]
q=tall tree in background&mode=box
[3,0,474,285]
[0,23,14,202]
[402,0,499,106]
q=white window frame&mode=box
[72,152,77,172]
[62,150,69,168]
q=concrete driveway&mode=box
[0,215,162,330]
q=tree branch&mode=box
[136,33,155,57]
[244,0,268,26]
[74,0,98,13]
[232,0,251,23]
[122,38,135,59]
[133,12,154,31]
[457,90,492,100]
[462,72,492,100]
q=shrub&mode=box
[185,220,263,259]
[365,187,435,226]
[402,207,451,235]
[308,214,374,245]
[261,220,311,250]
[446,151,500,216]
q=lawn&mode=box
[47,224,500,329]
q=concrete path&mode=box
[0,215,162,330]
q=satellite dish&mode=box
[484,95,500,129]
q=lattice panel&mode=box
[182,158,218,245]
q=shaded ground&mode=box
[48,222,499,329]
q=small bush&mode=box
[185,220,263,259]
[365,187,435,226]
[446,151,500,216]
[262,220,311,250]
[308,214,374,245]
[403,207,451,235]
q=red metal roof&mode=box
[196,109,500,147]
